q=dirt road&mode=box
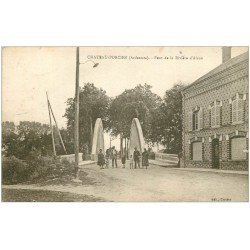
[3,162,248,202]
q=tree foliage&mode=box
[108,84,162,143]
[2,121,55,159]
[64,83,110,152]
[152,83,185,153]
[2,83,185,159]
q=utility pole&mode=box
[74,47,80,178]
[46,92,56,157]
[48,101,67,155]
[73,49,98,180]
[90,116,93,152]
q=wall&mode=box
[59,153,83,163]
[155,153,178,163]
[182,56,248,170]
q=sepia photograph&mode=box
[1,1,250,250]
[1,46,249,202]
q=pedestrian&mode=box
[111,146,118,168]
[105,153,110,168]
[142,148,149,169]
[129,154,134,169]
[177,151,183,168]
[97,149,105,169]
[121,153,126,168]
[133,147,141,169]
[106,148,110,158]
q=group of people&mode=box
[97,146,149,170]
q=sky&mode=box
[2,46,248,148]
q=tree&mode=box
[64,83,110,153]
[57,128,74,155]
[108,84,162,152]
[2,121,18,157]
[2,121,55,159]
[16,121,53,158]
[153,82,185,154]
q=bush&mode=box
[60,157,71,167]
[2,156,31,184]
[26,153,56,179]
[2,152,76,185]
[163,148,178,154]
[60,157,75,172]
[148,151,155,160]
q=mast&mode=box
[46,92,56,156]
[47,94,67,155]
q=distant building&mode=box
[182,47,248,170]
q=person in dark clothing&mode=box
[111,146,118,168]
[105,153,110,168]
[106,148,110,158]
[133,147,141,169]
[97,149,105,169]
[177,151,183,168]
[121,153,126,168]
[142,148,149,169]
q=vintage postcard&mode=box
[1,46,249,202]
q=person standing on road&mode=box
[177,151,183,168]
[142,148,149,169]
[129,154,134,169]
[97,149,105,169]
[111,146,118,168]
[133,147,141,169]
[106,148,110,158]
[105,152,110,168]
[121,153,126,168]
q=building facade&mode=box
[182,48,249,171]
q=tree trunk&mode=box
[120,134,123,157]
[124,137,127,159]
[127,138,129,159]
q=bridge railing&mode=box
[154,153,178,163]
[59,153,83,163]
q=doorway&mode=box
[212,138,220,169]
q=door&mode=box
[212,139,220,169]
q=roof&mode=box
[183,51,249,92]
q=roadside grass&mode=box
[2,161,103,202]
[23,168,100,187]
[2,188,104,202]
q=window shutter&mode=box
[215,105,220,126]
[243,100,245,122]
[193,142,203,161]
[211,106,215,127]
[198,107,203,130]
[238,99,244,122]
[188,112,193,131]
[232,100,237,123]
[231,137,247,160]
[220,105,222,126]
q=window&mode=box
[188,107,203,131]
[193,111,199,130]
[192,142,203,161]
[231,137,247,160]
[231,94,245,124]
[210,101,221,127]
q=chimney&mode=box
[222,46,231,63]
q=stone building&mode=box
[182,47,248,170]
